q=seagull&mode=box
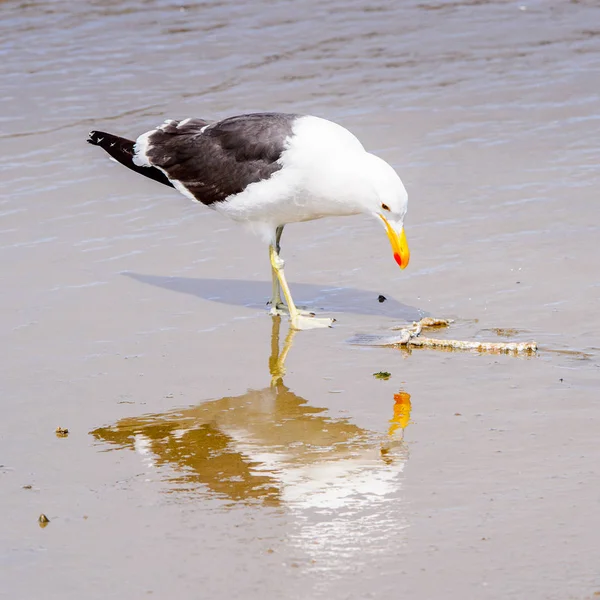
[87,112,410,330]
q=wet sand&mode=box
[2,0,600,598]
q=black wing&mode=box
[87,131,175,188]
[138,113,298,206]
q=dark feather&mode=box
[87,131,174,188]
[140,113,298,205]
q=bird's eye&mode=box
[381,203,390,212]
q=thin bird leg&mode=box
[269,226,315,317]
[269,245,333,330]
[269,244,298,320]
[270,267,283,308]
[275,225,284,254]
[269,226,285,309]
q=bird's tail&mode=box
[87,130,174,188]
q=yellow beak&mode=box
[380,215,410,269]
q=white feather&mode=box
[132,130,153,167]
[158,119,176,131]
[170,178,201,204]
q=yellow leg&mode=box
[270,265,283,309]
[268,245,333,330]
[269,315,297,387]
[269,245,299,322]
[270,225,283,311]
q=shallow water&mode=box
[1,0,600,598]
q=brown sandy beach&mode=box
[1,1,599,598]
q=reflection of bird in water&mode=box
[92,317,411,507]
[91,317,412,570]
[87,113,410,330]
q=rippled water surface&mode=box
[1,1,600,599]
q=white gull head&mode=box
[359,151,410,269]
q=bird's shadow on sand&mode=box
[124,272,425,321]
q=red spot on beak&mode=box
[394,252,403,267]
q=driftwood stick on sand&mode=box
[350,317,538,354]
[406,336,537,353]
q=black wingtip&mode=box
[85,129,176,189]
[87,130,106,145]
